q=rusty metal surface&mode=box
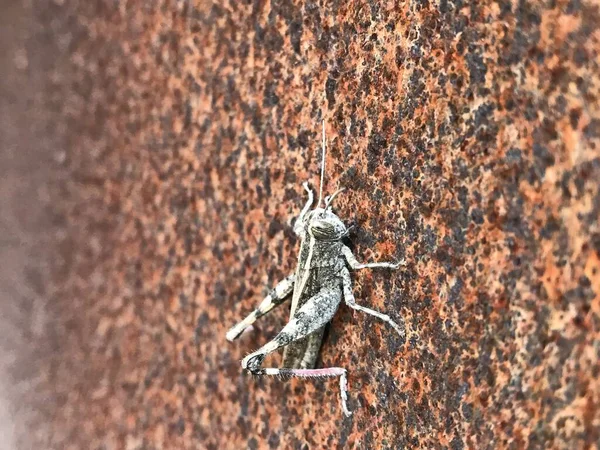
[18,0,600,448]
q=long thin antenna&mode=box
[317,119,326,208]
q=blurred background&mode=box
[1,1,68,447]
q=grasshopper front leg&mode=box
[342,245,404,270]
[226,274,295,341]
[293,182,314,237]
[341,267,405,337]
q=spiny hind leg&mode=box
[226,274,295,341]
[243,358,352,417]
[242,288,340,367]
[341,267,405,337]
[242,289,352,416]
[263,366,351,417]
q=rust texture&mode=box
[18,0,600,448]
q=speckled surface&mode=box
[23,0,600,448]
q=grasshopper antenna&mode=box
[317,119,326,208]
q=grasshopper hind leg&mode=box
[226,274,295,342]
[263,366,352,417]
[241,288,352,416]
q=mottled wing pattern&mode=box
[282,267,326,369]
[282,244,344,369]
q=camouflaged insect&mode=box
[226,122,405,417]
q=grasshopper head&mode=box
[308,209,347,241]
[307,189,348,241]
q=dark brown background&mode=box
[1,0,599,449]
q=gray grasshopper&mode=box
[226,122,404,416]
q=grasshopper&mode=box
[226,121,404,416]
